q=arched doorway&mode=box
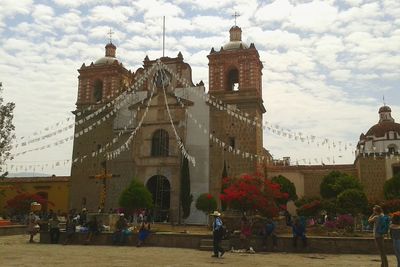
[146,175,170,222]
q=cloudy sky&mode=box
[1,0,399,176]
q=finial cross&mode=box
[383,95,386,106]
[107,28,114,43]
[232,12,240,26]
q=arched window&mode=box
[93,79,103,102]
[227,68,239,91]
[388,144,398,154]
[151,129,169,156]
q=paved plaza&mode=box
[0,235,397,267]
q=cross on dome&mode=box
[107,28,114,44]
[232,12,240,26]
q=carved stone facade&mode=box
[70,43,211,223]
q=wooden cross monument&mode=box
[91,160,120,211]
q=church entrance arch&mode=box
[146,175,170,222]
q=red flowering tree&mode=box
[5,192,54,214]
[220,173,288,217]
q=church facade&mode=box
[69,25,271,223]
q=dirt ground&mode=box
[0,234,397,267]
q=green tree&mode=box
[0,83,15,173]
[336,189,368,216]
[195,193,217,215]
[384,173,400,200]
[180,157,193,220]
[271,175,298,202]
[320,171,362,199]
[118,179,153,212]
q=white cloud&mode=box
[53,0,121,8]
[254,0,293,23]
[341,0,364,7]
[174,0,231,10]
[132,0,183,18]
[88,5,134,24]
[0,0,33,27]
[191,16,232,34]
[32,4,54,23]
[287,1,338,33]
[330,69,351,81]
[180,35,225,50]
[0,0,33,16]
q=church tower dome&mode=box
[357,104,400,155]
[95,42,118,65]
[223,26,248,50]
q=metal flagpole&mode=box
[163,16,165,57]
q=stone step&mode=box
[199,239,230,251]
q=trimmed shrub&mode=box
[195,193,217,215]
[320,171,362,199]
[336,189,368,216]
[118,179,153,213]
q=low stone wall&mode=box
[40,231,209,249]
[40,231,395,255]
[0,225,27,236]
[231,235,394,254]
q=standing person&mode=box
[390,212,400,267]
[290,218,307,248]
[369,205,389,267]
[262,218,278,251]
[79,208,87,226]
[84,216,100,244]
[63,215,77,245]
[27,211,39,243]
[211,211,225,258]
[113,213,128,245]
[240,215,252,251]
[48,213,60,244]
[137,219,151,247]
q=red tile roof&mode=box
[0,176,70,183]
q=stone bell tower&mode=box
[76,42,132,106]
[208,25,266,198]
[70,41,133,211]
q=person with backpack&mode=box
[390,212,400,267]
[211,211,225,258]
[261,218,278,251]
[290,217,307,248]
[368,205,389,267]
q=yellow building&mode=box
[0,176,69,216]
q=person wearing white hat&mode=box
[113,213,128,245]
[211,211,225,258]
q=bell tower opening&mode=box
[93,79,103,102]
[227,68,239,91]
